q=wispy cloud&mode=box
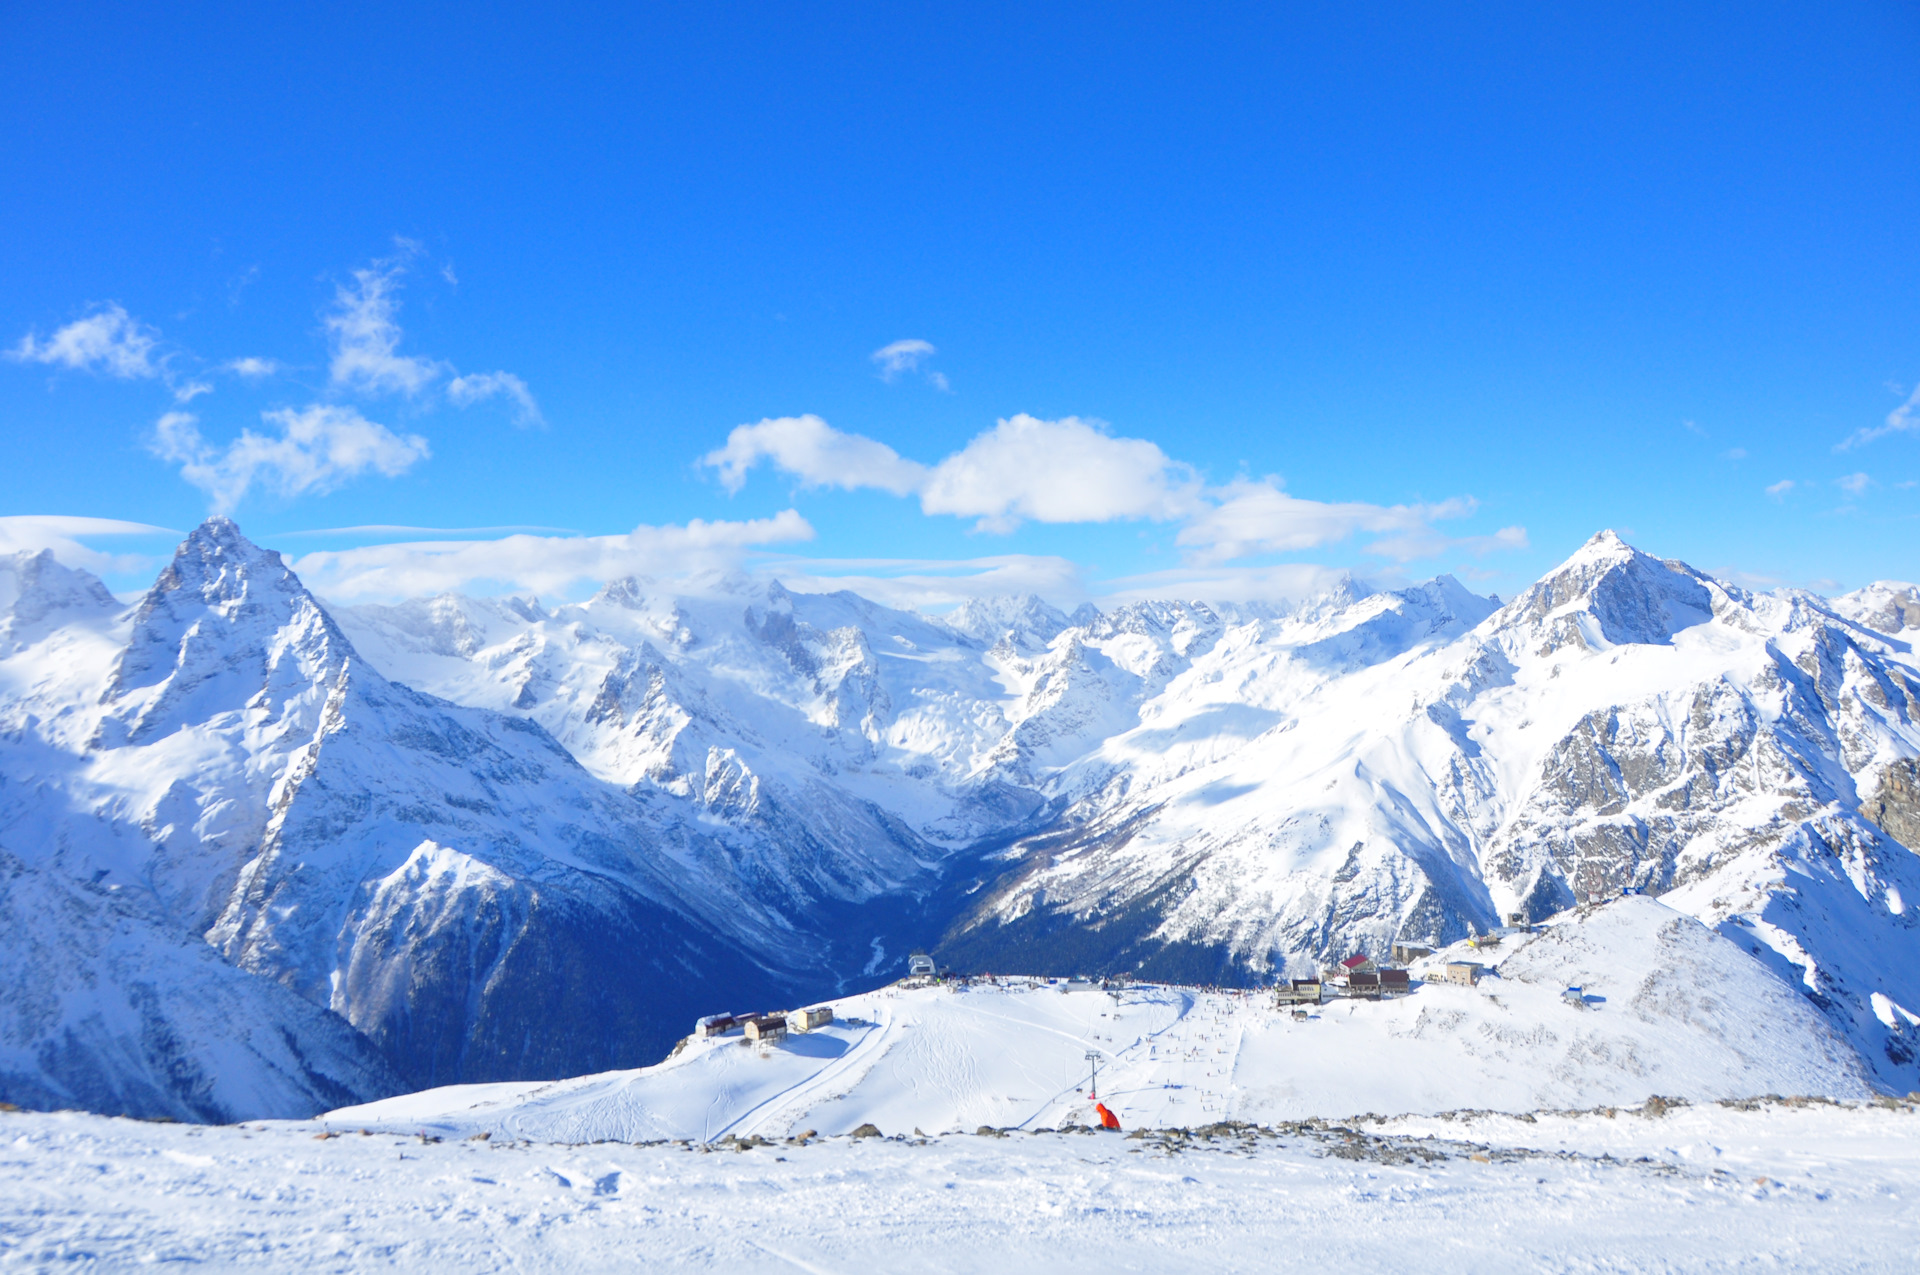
[1096,560,1370,606]
[871,338,950,391]
[152,405,430,514]
[448,371,545,427]
[1765,479,1795,500]
[291,511,814,600]
[7,304,161,379]
[1837,472,1871,498]
[0,515,177,576]
[1174,477,1492,565]
[324,255,447,396]
[11,245,546,514]
[1836,384,1920,451]
[224,356,282,380]
[872,338,935,380]
[273,523,577,538]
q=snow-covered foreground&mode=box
[2,1100,1916,1270]
[329,899,1872,1145]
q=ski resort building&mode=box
[907,953,937,978]
[1277,979,1323,1005]
[695,1014,737,1038]
[1391,943,1434,964]
[1438,962,1486,986]
[743,1015,787,1044]
[786,1007,833,1032]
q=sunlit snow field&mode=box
[1,1100,1916,1270]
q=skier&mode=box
[1095,1102,1121,1131]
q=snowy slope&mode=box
[5,1099,1918,1272]
[331,899,1870,1143]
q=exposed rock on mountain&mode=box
[2,523,1916,1115]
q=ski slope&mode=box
[331,897,1872,1143]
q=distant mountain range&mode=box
[2,520,1916,1119]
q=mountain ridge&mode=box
[2,521,1916,1118]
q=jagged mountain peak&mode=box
[1492,529,1714,651]
[107,518,355,714]
[142,516,301,611]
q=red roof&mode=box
[1339,954,1370,969]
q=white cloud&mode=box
[704,415,928,496]
[704,413,1518,563]
[871,339,936,381]
[1173,476,1493,565]
[0,515,177,576]
[1837,472,1871,498]
[291,511,814,600]
[325,259,446,395]
[224,357,282,379]
[152,405,431,514]
[1837,384,1920,451]
[448,371,545,427]
[8,304,161,379]
[1765,479,1795,499]
[920,415,1200,531]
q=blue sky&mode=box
[3,3,1916,607]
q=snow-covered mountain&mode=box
[2,522,1916,1119]
[941,533,1920,1093]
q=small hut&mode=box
[1438,961,1485,986]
